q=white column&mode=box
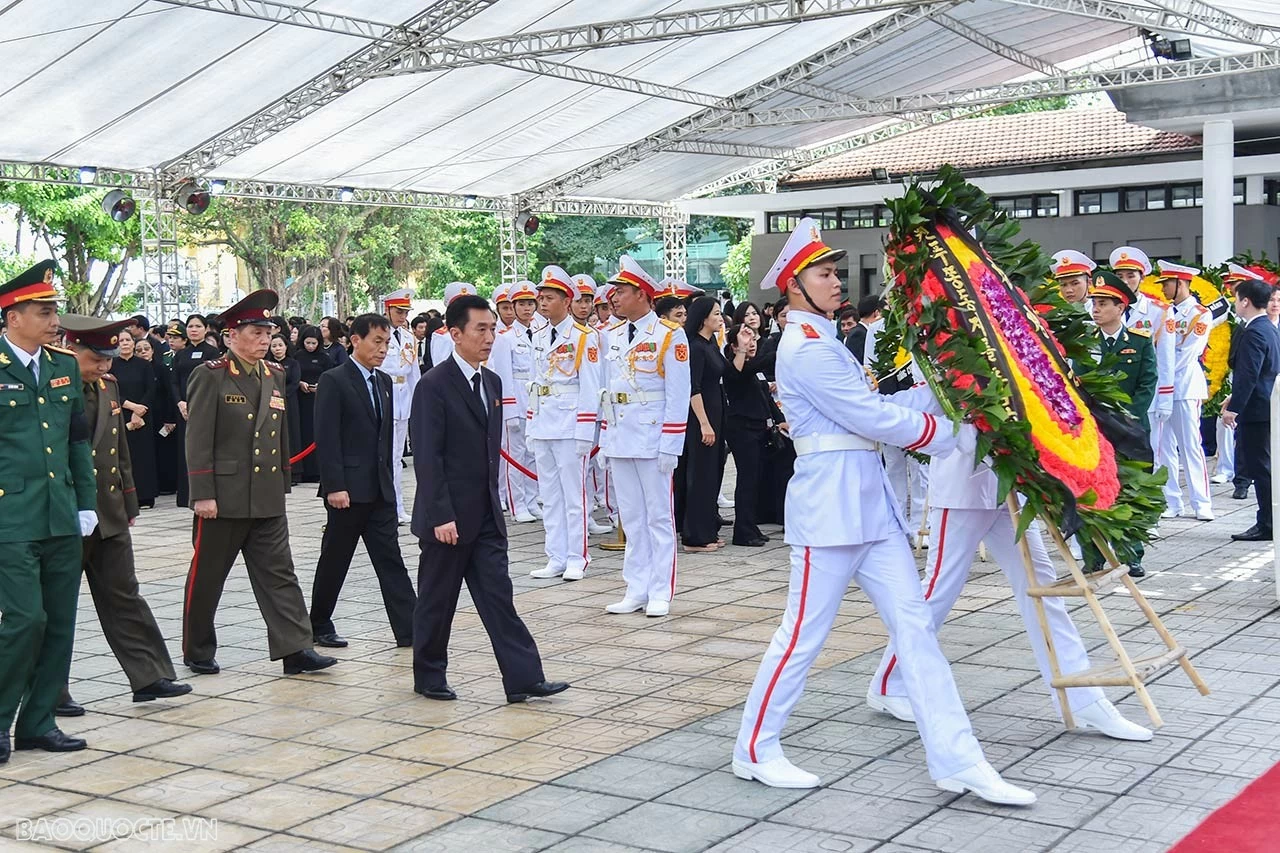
[1246,174,1265,206]
[1202,119,1235,265]
[753,211,768,235]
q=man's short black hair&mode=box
[411,314,428,329]
[856,294,883,318]
[838,306,857,322]
[1238,279,1273,309]
[350,312,391,339]
[446,294,491,330]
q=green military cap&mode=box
[60,314,135,357]
[0,260,59,310]
[1088,269,1136,307]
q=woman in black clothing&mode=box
[136,336,178,497]
[320,316,348,366]
[172,314,223,507]
[681,296,728,551]
[733,301,764,337]
[269,334,303,483]
[722,323,782,546]
[295,326,331,483]
[421,315,444,370]
[112,334,160,508]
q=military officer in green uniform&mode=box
[0,261,97,763]
[1082,270,1158,576]
[183,289,336,676]
[59,315,193,707]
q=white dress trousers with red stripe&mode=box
[527,316,604,574]
[489,325,538,518]
[1159,297,1213,515]
[600,312,691,604]
[870,450,1105,717]
[734,310,986,781]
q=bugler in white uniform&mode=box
[1111,248,1175,453]
[600,256,691,618]
[429,282,475,368]
[525,266,605,581]
[382,288,420,522]
[1156,260,1214,518]
[868,447,1152,740]
[491,280,540,522]
[731,218,1035,805]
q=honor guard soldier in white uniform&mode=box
[592,283,618,516]
[868,443,1151,740]
[1051,250,1096,311]
[526,267,606,580]
[429,282,476,368]
[1157,260,1215,520]
[492,280,541,523]
[494,285,515,333]
[573,276,613,531]
[732,218,1035,805]
[594,283,615,330]
[600,256,691,618]
[382,289,420,524]
[1112,247,1175,453]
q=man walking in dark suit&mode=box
[409,294,569,704]
[1225,278,1280,542]
[310,313,416,648]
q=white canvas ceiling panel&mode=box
[0,0,145,94]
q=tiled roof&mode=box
[782,108,1201,187]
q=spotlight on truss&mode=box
[516,211,540,236]
[339,187,355,203]
[175,181,211,215]
[463,195,477,209]
[209,179,227,195]
[101,190,136,223]
[77,166,98,184]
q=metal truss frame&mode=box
[994,0,1280,46]
[136,173,188,323]
[0,161,148,188]
[934,14,1063,75]
[498,207,529,286]
[662,211,690,281]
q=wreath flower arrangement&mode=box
[876,166,1166,547]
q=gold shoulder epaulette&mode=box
[43,343,74,356]
[659,318,680,330]
[1129,328,1151,338]
[573,322,592,334]
[608,320,627,330]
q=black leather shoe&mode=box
[54,698,85,717]
[15,728,86,752]
[415,684,457,701]
[185,658,220,675]
[733,537,769,547]
[1128,564,1146,578]
[313,632,348,648]
[0,732,9,764]
[506,680,570,704]
[133,679,193,702]
[282,649,338,674]
[395,639,413,648]
[718,517,732,527]
[1232,525,1273,542]
[1233,485,1251,500]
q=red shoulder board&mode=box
[434,327,449,336]
[101,373,117,382]
[800,323,820,339]
[206,358,228,370]
[265,360,282,371]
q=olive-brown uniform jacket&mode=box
[185,356,291,518]
[85,374,139,537]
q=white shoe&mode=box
[529,505,544,520]
[1210,472,1230,484]
[645,600,670,617]
[1073,699,1153,741]
[587,517,614,535]
[1160,508,1178,519]
[529,564,564,579]
[866,689,916,722]
[732,757,819,789]
[936,761,1036,806]
[398,514,411,525]
[562,565,584,581]
[717,494,734,509]
[1194,508,1215,522]
[1068,539,1083,561]
[514,512,538,524]
[605,598,646,614]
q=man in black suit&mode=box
[309,313,416,647]
[844,295,882,363]
[409,294,569,703]
[1225,278,1280,542]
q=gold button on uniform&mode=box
[8,400,15,407]
[45,447,51,454]
[49,472,55,479]
[61,395,68,402]
[111,427,117,435]
[271,466,277,472]
[42,421,48,429]
[254,466,260,473]
[0,489,5,497]
[109,485,116,492]
[109,448,116,455]
[254,449,260,456]
[37,396,44,404]
[247,413,254,420]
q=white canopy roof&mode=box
[1,0,1277,207]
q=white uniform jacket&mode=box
[526,316,604,444]
[776,310,958,548]
[928,447,1002,510]
[383,324,420,419]
[1125,294,1175,413]
[429,325,454,371]
[1170,296,1211,401]
[600,311,691,460]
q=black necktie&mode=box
[370,373,382,424]
[472,372,486,420]
[526,327,533,342]
[628,323,636,343]
[551,327,558,345]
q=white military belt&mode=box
[793,433,879,455]
[393,376,406,384]
[534,383,579,397]
[513,371,531,380]
[609,390,663,405]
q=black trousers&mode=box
[1237,418,1272,532]
[412,511,543,693]
[725,416,767,544]
[681,429,726,547]
[311,499,416,643]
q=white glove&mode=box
[576,440,593,458]
[78,510,99,537]
[1152,401,1173,423]
[957,423,978,457]
[505,417,521,432]
[657,453,679,475]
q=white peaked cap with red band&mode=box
[572,273,597,297]
[1050,250,1096,279]
[539,265,576,298]
[442,282,476,304]
[608,254,660,298]
[656,277,704,299]
[509,279,537,301]
[594,282,615,306]
[1156,260,1199,282]
[1224,262,1264,282]
[760,217,846,293]
[383,287,413,310]
[493,285,511,304]
[1109,246,1152,276]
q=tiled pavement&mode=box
[3,467,1279,852]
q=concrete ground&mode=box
[1,465,1276,852]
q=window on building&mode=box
[1125,187,1166,211]
[992,194,1058,219]
[1170,183,1202,208]
[1036,194,1059,218]
[839,206,880,229]
[1076,190,1120,215]
[767,212,801,233]
[803,210,840,231]
[1233,178,1246,204]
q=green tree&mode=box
[721,234,751,296]
[529,216,648,276]
[0,183,138,315]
